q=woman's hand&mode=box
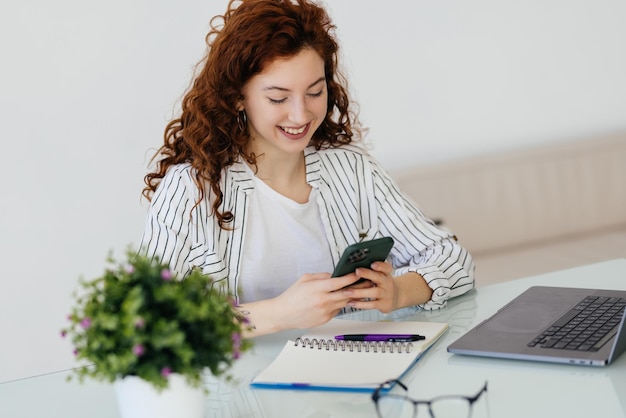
[236,263,434,338]
[343,262,433,313]
[237,272,362,337]
[274,272,364,330]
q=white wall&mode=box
[1,0,625,383]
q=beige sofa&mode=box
[392,131,626,286]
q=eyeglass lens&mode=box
[377,394,476,418]
[377,395,415,418]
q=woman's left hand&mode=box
[343,262,433,312]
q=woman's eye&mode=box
[268,91,323,104]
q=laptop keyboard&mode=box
[527,295,626,351]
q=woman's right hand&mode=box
[274,272,364,330]
[236,272,362,337]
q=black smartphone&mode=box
[332,237,394,277]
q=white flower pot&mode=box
[114,374,205,418]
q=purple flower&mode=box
[73,349,78,356]
[160,269,172,281]
[160,367,172,378]
[132,344,145,356]
[232,332,242,360]
[125,264,135,274]
[134,317,145,329]
[60,330,67,338]
[80,318,92,329]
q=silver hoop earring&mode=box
[237,110,247,131]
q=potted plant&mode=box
[61,248,251,418]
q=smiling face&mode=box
[240,48,328,158]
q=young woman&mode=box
[141,0,475,337]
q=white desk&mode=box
[2,259,625,418]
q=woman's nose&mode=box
[288,97,308,123]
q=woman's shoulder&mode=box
[311,143,373,161]
[311,143,386,170]
[163,162,195,177]
[158,161,253,195]
[154,163,198,196]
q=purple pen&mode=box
[334,334,425,342]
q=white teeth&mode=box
[282,125,306,135]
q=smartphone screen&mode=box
[331,237,394,277]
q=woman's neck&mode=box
[248,151,311,203]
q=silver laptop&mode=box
[447,286,626,366]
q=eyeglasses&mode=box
[372,379,488,418]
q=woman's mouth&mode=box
[279,123,309,139]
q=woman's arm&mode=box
[369,157,476,309]
[236,272,364,338]
[139,164,201,278]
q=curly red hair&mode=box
[143,0,361,228]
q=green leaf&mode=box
[62,247,253,391]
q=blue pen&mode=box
[334,334,425,342]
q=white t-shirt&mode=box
[238,168,334,303]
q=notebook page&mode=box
[252,341,417,387]
[251,318,448,390]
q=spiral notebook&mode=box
[250,318,448,392]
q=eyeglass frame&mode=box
[371,378,488,418]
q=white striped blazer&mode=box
[140,144,475,310]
